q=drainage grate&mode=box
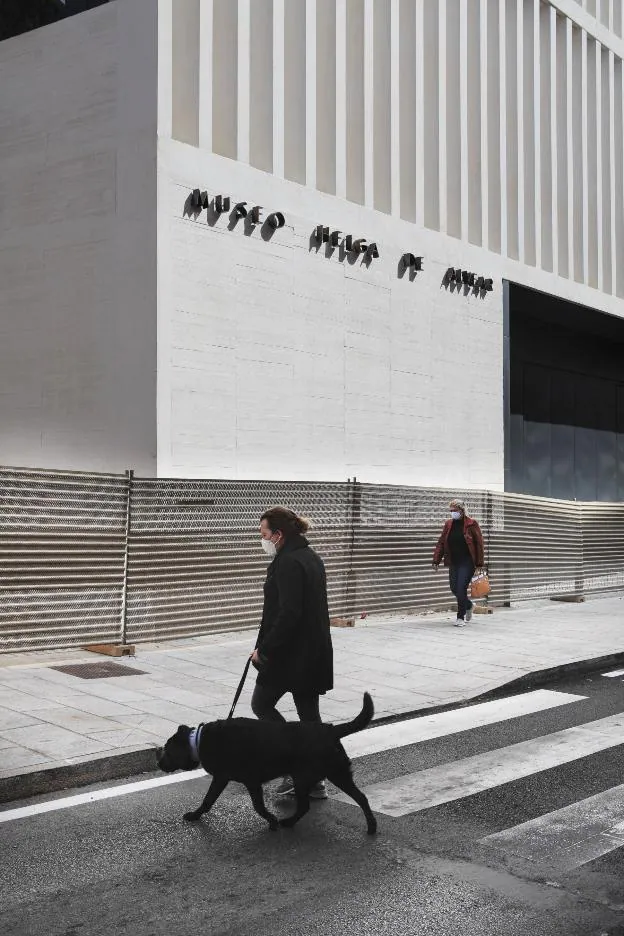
[50,661,147,679]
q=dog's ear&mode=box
[175,724,190,736]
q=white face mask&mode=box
[450,511,462,521]
[261,537,277,559]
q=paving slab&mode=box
[0,595,623,804]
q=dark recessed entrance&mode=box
[505,282,624,501]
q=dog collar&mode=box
[189,724,203,764]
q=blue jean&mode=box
[449,559,475,620]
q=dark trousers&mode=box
[251,681,321,724]
[449,559,475,620]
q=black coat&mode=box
[256,534,334,694]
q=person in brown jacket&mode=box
[432,499,485,627]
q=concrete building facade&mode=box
[1,0,624,497]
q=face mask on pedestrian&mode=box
[261,536,278,559]
[450,510,462,521]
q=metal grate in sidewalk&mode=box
[50,661,147,679]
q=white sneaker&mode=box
[465,606,473,623]
[454,619,466,627]
[283,780,328,800]
[309,781,328,800]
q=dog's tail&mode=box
[334,692,374,739]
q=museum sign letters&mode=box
[187,188,494,295]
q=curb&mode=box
[0,747,158,806]
[2,649,624,806]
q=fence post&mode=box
[576,500,585,599]
[500,492,512,607]
[343,476,361,619]
[484,490,493,607]
[119,469,134,646]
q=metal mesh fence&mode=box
[487,492,584,602]
[581,502,624,595]
[125,479,353,644]
[0,467,128,652]
[1,466,623,652]
[348,485,490,615]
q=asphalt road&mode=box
[3,670,624,936]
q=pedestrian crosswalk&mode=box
[480,782,624,873]
[4,678,624,884]
[602,667,624,678]
[343,688,585,759]
[338,712,624,816]
[334,685,624,876]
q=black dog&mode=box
[156,692,377,835]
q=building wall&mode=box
[157,142,505,487]
[155,0,624,488]
[0,1,158,474]
[2,1,623,486]
[165,0,624,308]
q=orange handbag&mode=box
[470,570,491,599]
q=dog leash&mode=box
[227,655,253,720]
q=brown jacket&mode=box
[433,516,484,568]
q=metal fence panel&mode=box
[348,485,490,615]
[581,501,624,595]
[487,492,583,602]
[124,479,353,643]
[1,466,623,653]
[0,468,128,652]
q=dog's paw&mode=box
[183,811,202,822]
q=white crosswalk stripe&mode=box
[479,783,624,872]
[343,689,585,759]
[334,712,624,816]
[601,668,624,678]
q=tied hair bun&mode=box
[260,506,312,538]
[293,514,311,534]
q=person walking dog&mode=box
[432,499,485,627]
[251,506,334,799]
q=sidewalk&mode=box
[1,595,623,803]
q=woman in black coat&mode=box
[250,506,334,799]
